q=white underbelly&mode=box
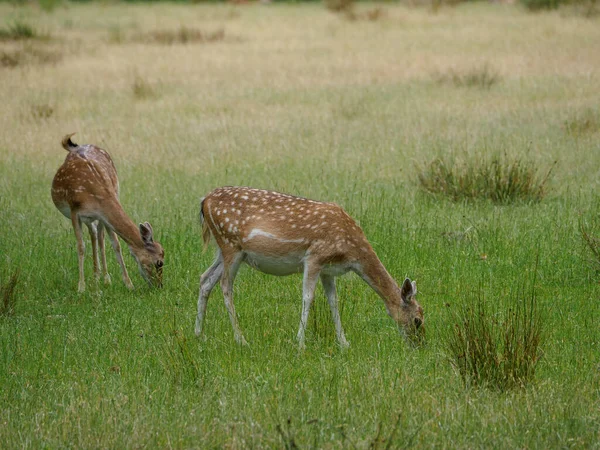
[244,251,305,276]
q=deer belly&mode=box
[244,251,304,276]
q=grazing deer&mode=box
[196,186,424,348]
[51,134,164,292]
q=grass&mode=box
[418,153,555,204]
[446,279,543,391]
[1,2,600,448]
[434,64,501,89]
[0,271,19,317]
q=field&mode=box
[1,1,600,447]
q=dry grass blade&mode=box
[580,219,600,270]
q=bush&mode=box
[446,283,543,391]
[418,153,555,204]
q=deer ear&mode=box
[401,278,416,303]
[139,222,154,245]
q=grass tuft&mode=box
[580,218,600,271]
[0,20,49,41]
[434,64,500,89]
[418,153,555,204]
[564,108,600,136]
[31,103,54,120]
[136,26,225,45]
[0,45,61,68]
[160,328,202,387]
[1,270,19,317]
[132,73,156,99]
[445,282,543,391]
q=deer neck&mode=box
[356,250,402,313]
[102,200,144,251]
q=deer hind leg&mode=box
[97,222,111,284]
[195,250,224,338]
[220,251,247,345]
[86,222,100,281]
[297,260,321,349]
[107,229,133,289]
[70,211,86,293]
[321,274,349,348]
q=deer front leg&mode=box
[297,260,321,349]
[70,211,86,293]
[107,229,133,289]
[86,222,100,281]
[195,251,224,338]
[97,222,111,284]
[220,251,246,345]
[321,274,349,348]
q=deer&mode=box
[195,186,424,348]
[51,134,164,292]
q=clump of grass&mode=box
[434,65,500,89]
[1,46,61,68]
[160,328,202,386]
[132,73,157,99]
[564,109,600,136]
[0,20,49,41]
[418,153,555,204]
[31,103,54,120]
[521,0,562,10]
[325,0,355,13]
[446,282,543,391]
[1,271,19,317]
[580,219,600,271]
[136,26,225,45]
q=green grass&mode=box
[1,2,600,448]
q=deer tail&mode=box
[200,197,211,251]
[61,133,78,152]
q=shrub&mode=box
[445,283,543,391]
[0,20,49,42]
[1,271,19,317]
[418,153,555,204]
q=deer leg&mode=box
[97,222,111,284]
[86,222,100,281]
[297,260,321,349]
[195,250,224,338]
[70,211,86,293]
[107,229,133,289]
[321,274,349,348]
[220,251,246,345]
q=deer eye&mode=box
[414,317,423,329]
[156,260,164,268]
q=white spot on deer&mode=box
[241,195,249,200]
[225,218,230,223]
[223,209,228,214]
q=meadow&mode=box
[1,1,599,447]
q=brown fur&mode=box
[51,134,164,291]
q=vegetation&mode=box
[418,153,555,204]
[1,2,599,448]
[446,280,543,391]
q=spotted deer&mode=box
[51,134,164,292]
[196,186,424,348]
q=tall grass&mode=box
[446,280,543,391]
[418,153,555,204]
